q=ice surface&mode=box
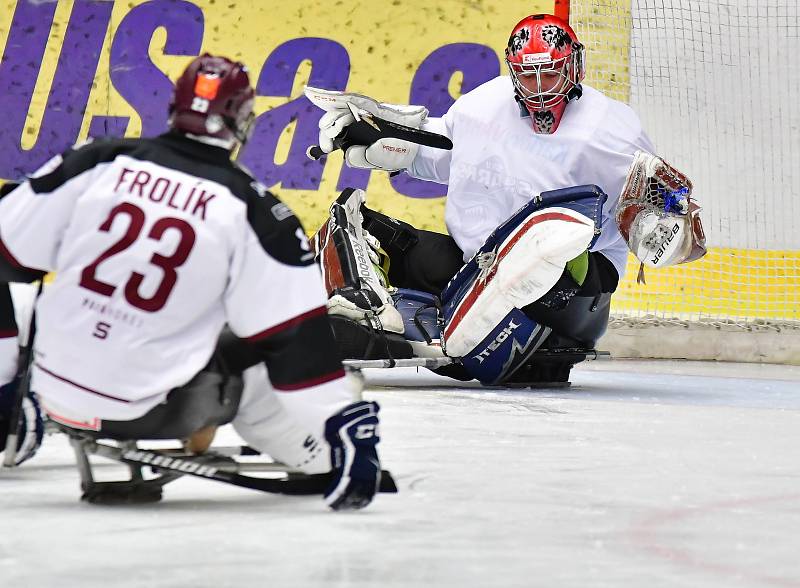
[2,360,799,587]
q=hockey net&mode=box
[568,0,800,363]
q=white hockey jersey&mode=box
[0,134,345,423]
[409,76,655,277]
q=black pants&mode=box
[363,207,619,347]
[98,338,244,441]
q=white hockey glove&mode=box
[305,86,429,172]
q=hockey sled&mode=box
[50,375,397,504]
[57,424,397,505]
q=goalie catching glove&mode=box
[305,86,444,172]
[616,150,707,273]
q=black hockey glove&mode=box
[0,377,44,466]
[324,400,382,511]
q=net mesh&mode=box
[569,0,800,332]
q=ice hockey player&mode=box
[306,13,706,385]
[0,54,382,510]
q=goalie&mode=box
[306,13,706,384]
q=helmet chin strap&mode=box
[566,84,583,102]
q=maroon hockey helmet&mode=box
[169,53,255,144]
[505,14,585,134]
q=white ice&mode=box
[2,360,800,588]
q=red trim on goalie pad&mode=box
[273,368,346,392]
[0,328,18,338]
[445,212,588,339]
[246,306,328,342]
[315,222,346,295]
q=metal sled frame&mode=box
[344,348,611,388]
[60,426,397,504]
[343,349,610,370]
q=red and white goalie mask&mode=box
[616,151,707,269]
[505,14,585,134]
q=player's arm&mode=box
[0,182,43,283]
[223,192,354,435]
[0,284,19,385]
[226,193,382,510]
[405,114,454,184]
[0,145,101,282]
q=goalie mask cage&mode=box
[566,0,800,364]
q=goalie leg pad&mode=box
[459,308,552,385]
[313,188,404,334]
[442,206,596,358]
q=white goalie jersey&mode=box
[408,76,656,278]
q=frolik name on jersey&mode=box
[114,167,216,221]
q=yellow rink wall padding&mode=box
[0,0,796,323]
[615,248,800,321]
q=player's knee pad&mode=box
[441,185,607,370]
[312,188,404,334]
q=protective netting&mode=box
[569,0,800,340]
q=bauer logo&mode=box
[650,223,682,265]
